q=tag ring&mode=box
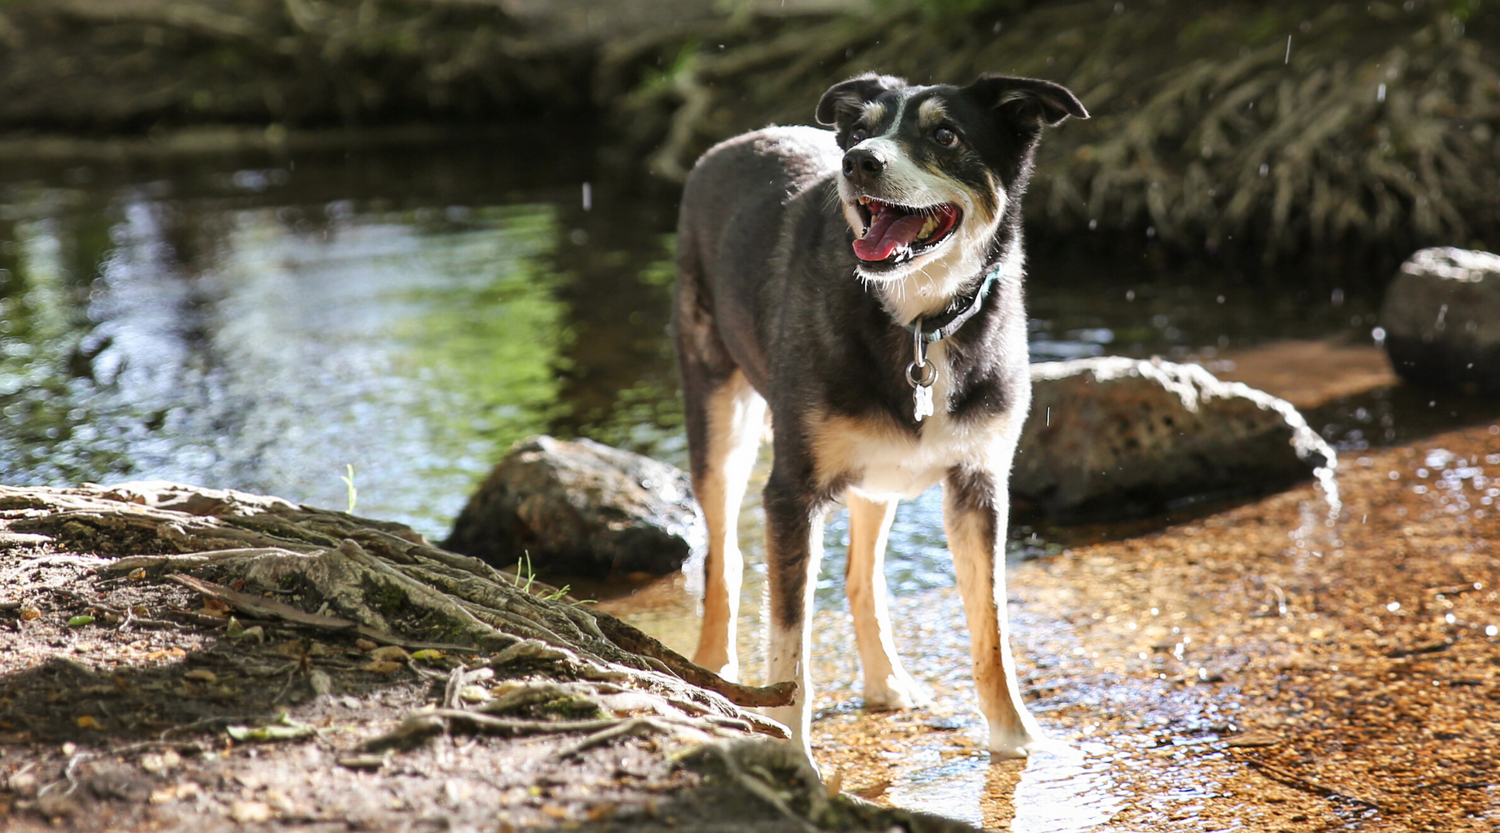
[908,322,937,388]
[906,360,936,388]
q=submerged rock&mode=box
[1013,358,1334,518]
[444,436,704,577]
[1381,247,1500,395]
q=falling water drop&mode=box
[1315,465,1341,526]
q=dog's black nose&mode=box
[842,148,885,179]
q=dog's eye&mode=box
[849,128,868,144]
[933,127,959,147]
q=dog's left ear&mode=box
[967,75,1089,129]
[816,73,908,127]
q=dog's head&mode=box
[816,73,1087,284]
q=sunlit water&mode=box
[0,137,682,537]
[0,131,1415,829]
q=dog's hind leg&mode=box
[845,489,928,710]
[684,368,765,681]
[943,467,1046,758]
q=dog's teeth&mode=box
[919,216,937,239]
[858,196,871,205]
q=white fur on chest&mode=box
[811,343,1018,499]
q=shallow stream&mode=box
[0,132,1421,827]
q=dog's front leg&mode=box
[846,489,927,709]
[943,467,1045,757]
[762,467,828,761]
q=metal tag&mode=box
[913,383,934,422]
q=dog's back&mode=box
[675,126,845,393]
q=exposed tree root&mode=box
[0,482,793,746]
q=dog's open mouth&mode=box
[852,197,961,264]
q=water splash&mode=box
[1315,464,1342,526]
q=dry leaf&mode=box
[360,661,402,675]
[459,685,490,703]
[366,646,410,663]
[854,779,890,800]
[229,801,274,823]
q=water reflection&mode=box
[0,138,1397,545]
[0,141,680,539]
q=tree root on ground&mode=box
[0,482,792,751]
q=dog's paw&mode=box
[862,671,931,711]
[986,724,1062,759]
[706,661,740,683]
[691,650,739,683]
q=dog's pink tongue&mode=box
[853,209,926,262]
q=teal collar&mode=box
[904,266,1002,345]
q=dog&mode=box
[672,72,1087,761]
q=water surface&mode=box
[0,133,1384,543]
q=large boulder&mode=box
[1381,247,1500,394]
[444,436,704,578]
[1013,358,1334,518]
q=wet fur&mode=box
[673,73,1086,760]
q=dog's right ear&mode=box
[815,73,907,127]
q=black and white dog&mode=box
[673,73,1086,760]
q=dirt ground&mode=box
[0,558,708,831]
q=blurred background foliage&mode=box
[0,0,1495,271]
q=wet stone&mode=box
[1381,246,1500,394]
[1013,357,1335,518]
[444,435,704,578]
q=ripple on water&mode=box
[889,741,1123,831]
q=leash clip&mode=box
[906,322,936,422]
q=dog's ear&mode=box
[967,75,1088,129]
[815,73,907,127]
